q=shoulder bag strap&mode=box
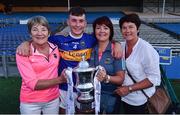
[125,45,149,99]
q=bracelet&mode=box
[105,75,110,83]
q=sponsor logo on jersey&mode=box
[60,49,92,61]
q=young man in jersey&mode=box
[16,7,122,113]
[48,7,97,113]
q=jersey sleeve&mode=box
[89,33,97,47]
[48,35,59,44]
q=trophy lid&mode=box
[73,55,95,72]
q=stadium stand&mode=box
[155,23,180,39]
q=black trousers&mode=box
[122,101,148,114]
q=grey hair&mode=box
[27,16,50,34]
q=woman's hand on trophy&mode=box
[96,67,107,82]
[58,69,67,84]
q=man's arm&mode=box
[112,40,123,59]
[91,34,123,59]
[16,40,32,56]
[16,34,62,56]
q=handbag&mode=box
[147,87,171,113]
[126,68,171,114]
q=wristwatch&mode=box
[128,86,133,93]
[105,75,110,83]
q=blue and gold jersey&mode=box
[49,33,96,91]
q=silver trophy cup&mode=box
[73,56,96,113]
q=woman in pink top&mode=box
[16,16,66,114]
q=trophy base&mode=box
[76,99,95,114]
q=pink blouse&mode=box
[16,42,60,103]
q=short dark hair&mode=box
[69,7,86,16]
[119,13,141,30]
[93,16,114,41]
